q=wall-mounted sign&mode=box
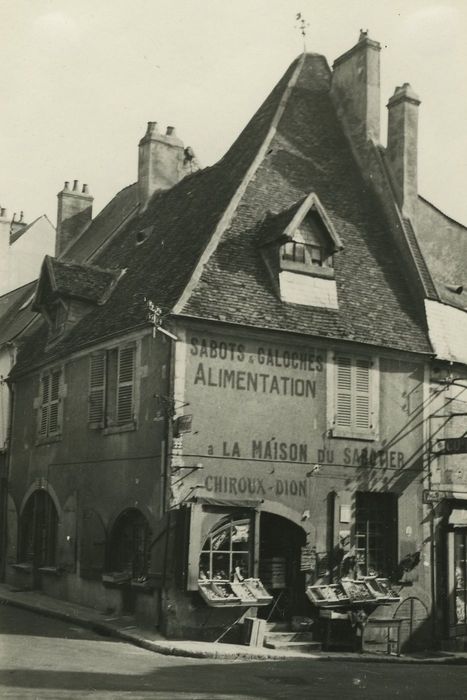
[175,414,193,435]
[300,545,317,572]
[435,437,467,455]
[423,489,450,504]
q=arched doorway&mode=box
[20,490,58,588]
[258,512,307,620]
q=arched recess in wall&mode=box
[108,508,152,579]
[19,489,59,567]
[20,480,61,519]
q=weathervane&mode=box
[295,12,309,52]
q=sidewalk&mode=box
[0,583,465,664]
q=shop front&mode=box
[446,503,467,645]
[185,498,309,620]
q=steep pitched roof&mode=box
[62,183,139,262]
[179,54,431,353]
[14,52,432,374]
[0,281,37,347]
[416,196,467,311]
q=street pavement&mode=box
[1,606,467,699]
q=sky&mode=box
[1,0,466,226]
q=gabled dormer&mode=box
[258,193,343,308]
[33,256,124,345]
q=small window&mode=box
[355,492,397,577]
[199,515,252,581]
[328,354,379,439]
[38,369,62,438]
[109,509,151,578]
[88,345,136,428]
[20,490,58,567]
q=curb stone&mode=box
[0,588,465,664]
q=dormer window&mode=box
[258,192,343,309]
[32,256,124,347]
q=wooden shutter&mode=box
[335,356,352,427]
[355,359,371,430]
[39,374,50,436]
[89,353,106,424]
[116,346,135,423]
[48,370,61,434]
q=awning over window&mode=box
[449,508,467,527]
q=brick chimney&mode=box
[331,30,381,157]
[138,122,197,211]
[386,83,421,221]
[56,180,93,256]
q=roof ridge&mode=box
[173,54,306,314]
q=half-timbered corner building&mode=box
[3,31,467,652]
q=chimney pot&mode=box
[20,211,24,222]
[12,212,16,223]
[82,184,89,194]
[166,126,175,136]
[73,180,79,192]
[146,121,159,136]
[64,181,70,191]
[1,208,6,218]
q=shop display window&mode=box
[199,516,251,581]
[454,529,467,625]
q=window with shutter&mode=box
[117,347,135,424]
[89,353,106,425]
[331,354,378,439]
[88,344,136,431]
[38,369,62,439]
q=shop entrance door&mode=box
[448,527,467,638]
[258,512,306,620]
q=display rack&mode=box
[198,577,273,607]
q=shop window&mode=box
[328,354,379,439]
[355,492,397,577]
[88,344,136,428]
[19,490,58,568]
[108,509,151,579]
[199,515,252,581]
[38,369,62,439]
[454,529,467,626]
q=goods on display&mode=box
[243,578,273,604]
[306,583,350,608]
[198,581,242,607]
[198,577,273,607]
[340,578,376,602]
[230,581,258,604]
